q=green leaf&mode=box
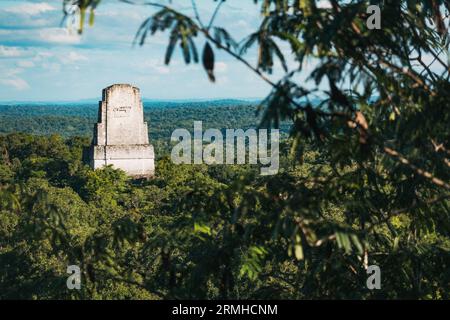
[194,222,211,236]
[202,42,215,82]
[165,29,179,65]
[294,244,304,260]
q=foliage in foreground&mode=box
[0,133,448,299]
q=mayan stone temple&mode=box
[89,84,155,177]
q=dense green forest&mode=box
[0,101,266,156]
[0,102,448,299]
[1,0,450,300]
[0,101,292,156]
[0,100,262,138]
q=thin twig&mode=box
[207,0,225,30]
[383,146,450,190]
[191,0,204,28]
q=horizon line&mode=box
[0,97,264,104]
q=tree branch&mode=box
[383,146,450,190]
[207,0,225,30]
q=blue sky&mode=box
[0,0,280,101]
[0,1,442,102]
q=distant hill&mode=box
[0,98,262,106]
[0,100,289,142]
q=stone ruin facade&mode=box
[89,84,155,178]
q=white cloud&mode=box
[65,51,89,63]
[216,62,228,73]
[0,2,58,29]
[35,51,54,60]
[154,65,170,74]
[139,59,170,75]
[0,46,26,58]
[16,60,35,68]
[42,62,62,73]
[0,28,82,46]
[96,8,146,21]
[4,2,56,16]
[1,67,23,78]
[236,20,249,28]
[0,65,31,90]
[0,78,30,90]
[38,28,82,45]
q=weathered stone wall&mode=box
[90,84,155,177]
